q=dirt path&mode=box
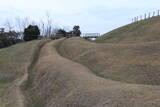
[8,39,160,107]
[14,70,28,107]
[12,40,48,107]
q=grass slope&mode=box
[57,38,160,85]
[0,38,160,107]
[0,40,45,107]
[24,39,160,107]
[96,16,160,43]
[1,16,160,106]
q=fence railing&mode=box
[132,10,160,23]
[82,33,100,38]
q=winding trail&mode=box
[10,39,160,107]
[13,40,48,107]
[28,39,160,107]
[15,70,28,107]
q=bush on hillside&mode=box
[57,29,67,37]
[72,25,81,37]
[0,31,22,49]
[23,25,40,41]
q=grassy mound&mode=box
[0,40,45,107]
[24,40,160,107]
[1,16,160,106]
[0,39,160,107]
[57,37,160,85]
[96,16,160,43]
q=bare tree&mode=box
[15,17,32,32]
[39,19,45,36]
[15,17,25,32]
[13,13,59,38]
[140,15,142,20]
[153,11,155,17]
[4,19,14,32]
[38,12,59,37]
[158,10,160,16]
[22,17,31,29]
[148,12,151,18]
[14,17,35,39]
[144,13,147,19]
[45,12,53,37]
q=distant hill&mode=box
[96,16,160,43]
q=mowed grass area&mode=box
[57,37,160,85]
[0,41,42,107]
[96,16,160,43]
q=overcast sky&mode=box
[0,0,160,34]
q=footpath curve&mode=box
[25,39,160,107]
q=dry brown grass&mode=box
[57,38,160,86]
[24,39,160,107]
[1,16,160,107]
[0,40,46,107]
[96,16,160,43]
[1,38,160,107]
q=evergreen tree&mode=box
[23,25,40,41]
[72,25,81,37]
